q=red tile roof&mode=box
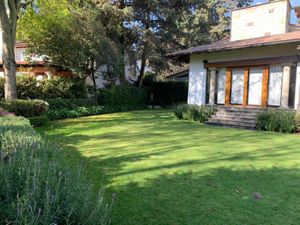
[167,31,300,58]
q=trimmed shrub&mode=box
[0,116,111,224]
[295,110,300,131]
[98,84,147,107]
[174,104,215,123]
[148,81,188,106]
[0,76,86,100]
[47,106,112,120]
[47,98,98,111]
[47,105,146,120]
[0,99,49,117]
[40,77,86,99]
[256,109,296,133]
[28,114,49,127]
[0,107,14,117]
[16,76,41,99]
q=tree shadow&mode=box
[110,168,300,225]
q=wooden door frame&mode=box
[224,65,269,107]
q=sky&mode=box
[253,0,298,24]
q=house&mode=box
[0,39,73,80]
[168,0,300,128]
[165,70,189,81]
[169,0,300,109]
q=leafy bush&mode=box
[147,81,188,106]
[28,114,49,127]
[47,98,98,111]
[47,106,112,120]
[0,116,111,224]
[98,84,147,106]
[47,105,146,121]
[40,77,86,99]
[0,99,49,117]
[0,107,14,117]
[295,111,300,131]
[0,76,86,100]
[174,104,215,123]
[0,78,4,99]
[256,109,296,133]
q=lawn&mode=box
[38,110,300,225]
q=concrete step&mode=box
[207,118,257,127]
[206,121,256,130]
[209,117,257,123]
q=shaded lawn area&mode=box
[37,110,300,225]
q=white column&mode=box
[295,62,300,110]
[281,64,292,108]
[188,55,207,105]
[209,68,217,105]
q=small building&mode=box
[0,42,73,80]
[168,0,300,111]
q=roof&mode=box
[167,31,300,58]
[165,69,189,80]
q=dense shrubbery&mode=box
[0,76,86,99]
[0,116,111,224]
[98,84,147,107]
[0,99,49,117]
[174,104,215,123]
[47,105,146,120]
[147,81,188,106]
[296,111,300,131]
[256,109,296,133]
[47,98,98,110]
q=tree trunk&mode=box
[138,51,146,88]
[0,1,18,99]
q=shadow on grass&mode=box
[109,168,300,225]
[37,110,300,225]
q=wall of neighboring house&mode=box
[231,0,290,41]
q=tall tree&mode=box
[119,0,252,87]
[0,1,22,99]
[18,0,127,91]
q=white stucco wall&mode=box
[295,62,300,109]
[231,1,290,41]
[188,55,207,105]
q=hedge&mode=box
[0,76,86,99]
[98,84,147,106]
[47,98,98,111]
[0,116,111,224]
[0,99,49,117]
[147,81,188,106]
[47,105,146,120]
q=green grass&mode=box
[37,110,300,225]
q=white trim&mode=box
[294,62,300,110]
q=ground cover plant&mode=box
[0,116,111,224]
[38,110,300,225]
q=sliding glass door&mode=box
[248,67,263,105]
[230,68,244,104]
